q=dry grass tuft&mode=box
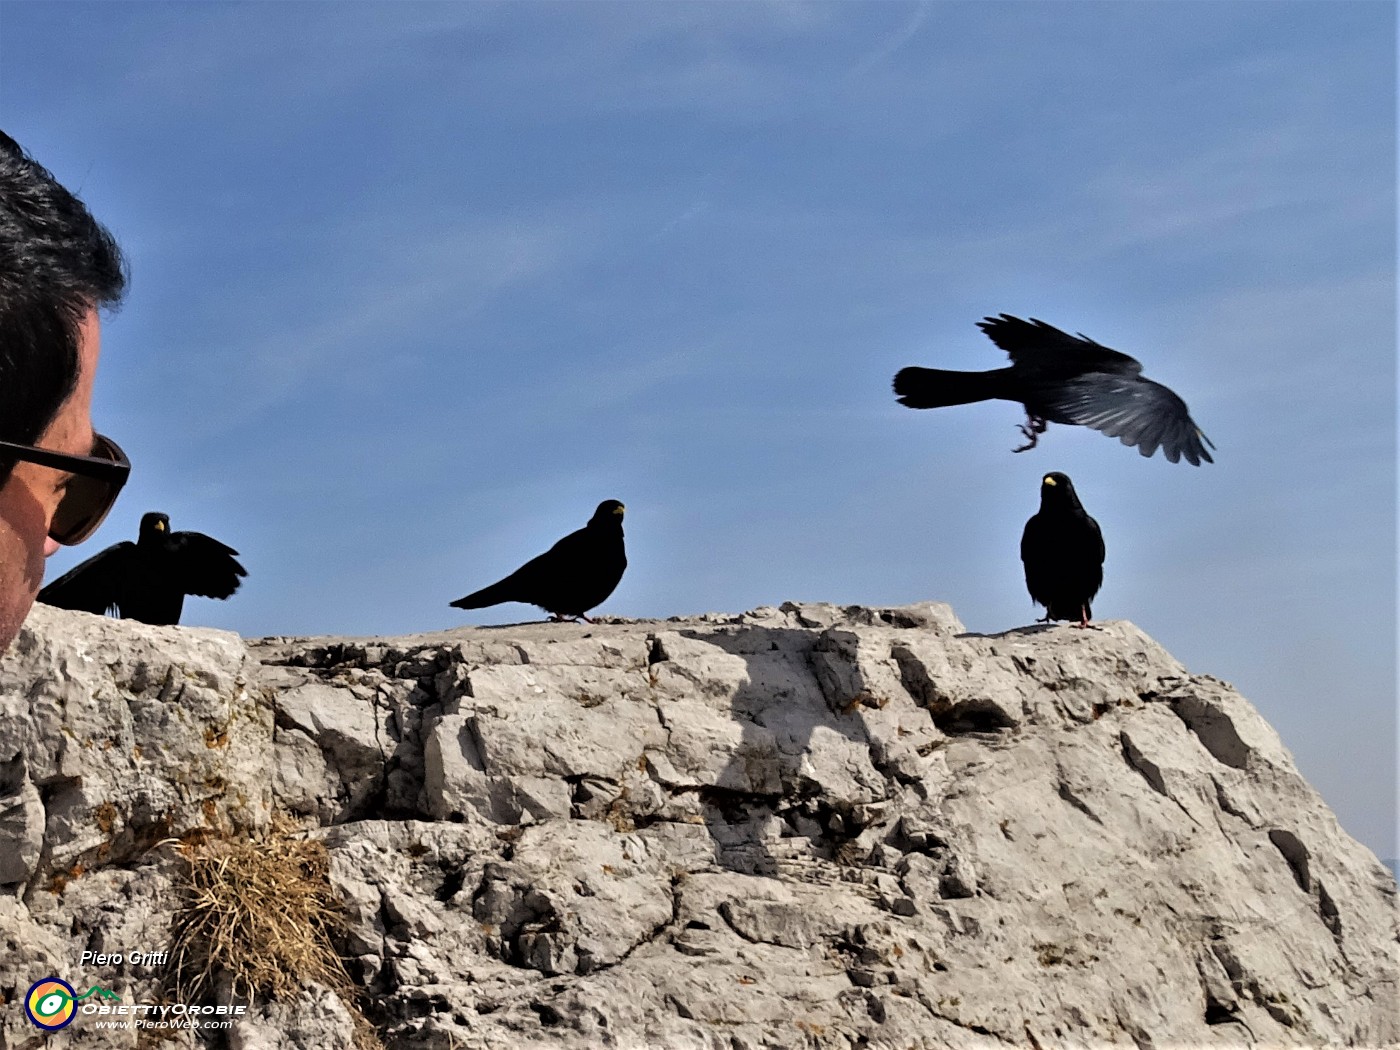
[165,816,382,1048]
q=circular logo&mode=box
[25,977,77,1030]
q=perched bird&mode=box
[1020,472,1105,629]
[38,511,247,625]
[893,314,1215,464]
[450,500,627,623]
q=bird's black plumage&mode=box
[1020,472,1105,628]
[38,511,247,625]
[450,500,627,623]
[893,314,1215,464]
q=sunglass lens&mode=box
[48,436,126,545]
[48,472,114,544]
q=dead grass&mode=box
[165,816,382,1049]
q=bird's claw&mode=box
[1071,607,1102,630]
[1012,414,1048,453]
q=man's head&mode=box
[0,131,127,650]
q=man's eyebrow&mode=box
[72,430,99,466]
[49,434,97,483]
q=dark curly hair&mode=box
[0,130,126,482]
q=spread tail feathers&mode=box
[893,366,1013,409]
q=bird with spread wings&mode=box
[39,511,246,626]
[894,314,1215,465]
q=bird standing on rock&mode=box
[450,500,627,623]
[893,314,1215,465]
[1020,473,1105,629]
[38,511,247,625]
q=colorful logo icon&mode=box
[25,977,77,1030]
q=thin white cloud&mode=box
[167,210,592,434]
[846,1,932,77]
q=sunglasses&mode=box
[0,433,130,544]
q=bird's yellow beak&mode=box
[614,504,626,515]
[155,519,167,530]
[1043,476,1056,486]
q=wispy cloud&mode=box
[166,209,592,435]
[846,1,932,77]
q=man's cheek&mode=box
[0,473,53,589]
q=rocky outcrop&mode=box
[0,601,1394,1048]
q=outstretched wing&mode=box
[1038,373,1216,465]
[37,542,137,615]
[168,531,247,599]
[977,314,1142,375]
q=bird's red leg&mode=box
[1012,414,1047,453]
[580,614,595,624]
[1071,605,1102,630]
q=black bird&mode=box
[893,314,1215,464]
[450,500,627,623]
[1020,472,1105,629]
[38,511,247,625]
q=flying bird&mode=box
[893,314,1215,464]
[1020,472,1105,629]
[38,511,247,625]
[450,500,627,623]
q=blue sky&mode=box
[3,3,1393,860]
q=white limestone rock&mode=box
[0,601,1391,1050]
[0,603,269,885]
